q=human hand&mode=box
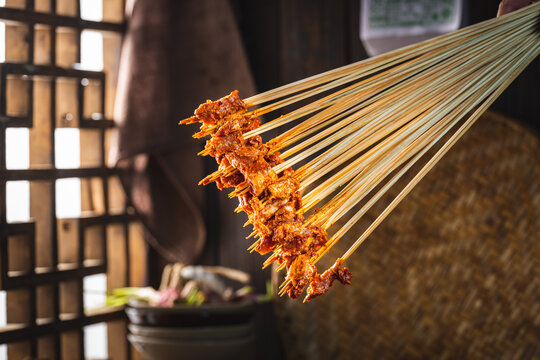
[497,0,537,16]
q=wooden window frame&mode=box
[0,1,145,359]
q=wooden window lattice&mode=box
[0,1,146,359]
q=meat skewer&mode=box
[179,4,540,301]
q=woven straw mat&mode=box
[273,111,540,360]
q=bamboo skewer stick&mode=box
[301,73,481,212]
[340,39,540,263]
[296,21,536,195]
[279,53,481,179]
[306,34,538,256]
[301,38,528,215]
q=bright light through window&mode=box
[0,21,4,63]
[55,128,80,169]
[81,30,103,71]
[6,128,29,170]
[84,323,108,359]
[6,181,30,223]
[84,274,107,310]
[80,0,103,22]
[55,178,81,218]
[0,291,6,327]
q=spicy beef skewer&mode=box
[180,91,352,300]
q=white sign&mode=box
[360,0,462,56]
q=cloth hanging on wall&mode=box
[112,0,256,263]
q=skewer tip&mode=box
[278,279,291,289]
[178,116,197,125]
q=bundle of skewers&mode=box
[180,3,540,302]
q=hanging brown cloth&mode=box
[112,0,256,263]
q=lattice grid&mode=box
[0,1,146,359]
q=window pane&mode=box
[6,128,29,170]
[84,323,108,359]
[0,21,5,62]
[55,178,81,218]
[81,30,103,71]
[6,181,30,223]
[80,0,103,22]
[83,273,106,310]
[55,128,80,169]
